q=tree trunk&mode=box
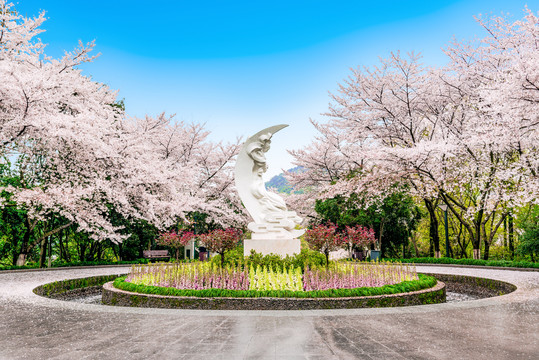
[508,215,514,259]
[220,251,225,268]
[118,243,123,262]
[59,230,71,262]
[471,227,481,260]
[97,242,102,261]
[325,250,330,268]
[16,216,33,266]
[410,232,419,257]
[39,237,47,268]
[483,240,490,260]
[378,220,384,253]
[503,217,508,249]
[78,243,86,262]
[424,199,441,258]
[473,249,481,259]
[456,222,467,258]
[16,253,27,267]
[59,232,66,261]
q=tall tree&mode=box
[289,9,539,259]
[0,1,247,265]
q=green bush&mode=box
[386,257,539,269]
[0,258,149,271]
[113,273,436,298]
[209,247,326,272]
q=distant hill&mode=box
[265,166,305,194]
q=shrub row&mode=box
[210,247,327,271]
[113,273,437,299]
[387,257,539,269]
[0,259,150,271]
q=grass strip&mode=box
[113,273,436,299]
[386,257,539,269]
[0,259,150,271]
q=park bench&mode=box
[143,250,170,260]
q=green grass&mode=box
[113,273,437,299]
[388,257,539,269]
[0,259,149,271]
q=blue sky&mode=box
[14,0,539,177]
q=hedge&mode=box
[387,257,539,269]
[112,273,437,299]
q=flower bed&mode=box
[125,261,419,293]
[114,272,434,298]
[104,262,445,309]
[103,275,444,309]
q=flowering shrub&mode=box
[304,223,345,267]
[345,225,376,253]
[198,228,243,267]
[156,231,196,260]
[305,223,377,265]
[126,261,417,293]
[127,262,249,290]
[303,261,418,291]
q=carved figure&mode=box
[235,125,304,241]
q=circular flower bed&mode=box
[102,262,446,309]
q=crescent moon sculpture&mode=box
[235,125,304,257]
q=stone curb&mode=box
[101,280,446,310]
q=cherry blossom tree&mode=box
[289,52,447,257]
[304,223,345,267]
[345,225,376,253]
[121,114,247,228]
[197,228,243,267]
[438,8,539,258]
[156,231,195,260]
[290,9,539,260]
[0,1,129,264]
[0,1,247,265]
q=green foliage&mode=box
[184,211,222,235]
[107,207,160,261]
[314,189,422,257]
[385,257,539,269]
[114,273,436,298]
[0,259,149,271]
[517,207,539,261]
[0,171,29,266]
[210,247,326,271]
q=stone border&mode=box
[424,272,517,298]
[101,280,446,310]
[31,270,518,310]
[33,274,123,300]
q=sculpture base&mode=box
[243,238,301,258]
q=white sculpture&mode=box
[235,125,304,257]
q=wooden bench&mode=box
[143,250,170,260]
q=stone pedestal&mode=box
[243,238,301,258]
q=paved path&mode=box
[0,266,537,360]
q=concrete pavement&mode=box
[0,265,537,359]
